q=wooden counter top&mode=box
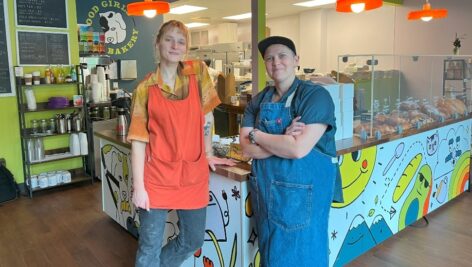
[216,103,246,114]
[336,115,472,155]
[94,129,131,149]
[94,129,252,181]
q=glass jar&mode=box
[92,107,100,120]
[102,106,110,120]
[40,119,48,134]
[31,119,39,134]
[48,118,56,134]
[110,106,117,119]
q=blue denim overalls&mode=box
[249,82,337,267]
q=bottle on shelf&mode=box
[49,65,55,84]
[70,65,77,83]
[45,67,51,84]
[56,65,65,84]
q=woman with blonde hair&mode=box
[128,20,234,267]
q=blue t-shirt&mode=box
[242,78,337,157]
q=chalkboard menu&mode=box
[16,0,67,28]
[0,0,13,96]
[17,31,69,65]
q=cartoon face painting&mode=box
[398,164,432,230]
[99,11,127,44]
[393,153,422,203]
[426,132,439,156]
[332,146,377,208]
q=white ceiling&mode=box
[164,0,336,26]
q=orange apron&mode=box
[144,67,209,209]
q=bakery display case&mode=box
[336,54,472,140]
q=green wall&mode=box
[0,0,79,184]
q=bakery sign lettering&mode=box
[85,0,139,55]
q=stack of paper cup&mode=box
[97,66,108,102]
[70,133,80,155]
[79,132,88,155]
[91,82,102,103]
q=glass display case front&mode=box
[337,54,472,140]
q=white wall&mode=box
[233,0,472,71]
[394,0,472,55]
[196,0,472,100]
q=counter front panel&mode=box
[329,119,471,266]
[98,117,471,266]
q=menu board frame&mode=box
[14,0,68,29]
[16,30,70,66]
[0,0,15,97]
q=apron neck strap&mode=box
[284,80,302,108]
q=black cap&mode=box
[258,36,296,57]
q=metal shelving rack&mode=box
[443,59,471,104]
[16,65,93,197]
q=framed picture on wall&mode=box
[0,0,15,97]
[14,0,68,29]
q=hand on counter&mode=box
[133,186,150,211]
[207,156,237,171]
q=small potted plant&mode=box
[453,33,465,55]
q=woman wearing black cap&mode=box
[240,36,342,266]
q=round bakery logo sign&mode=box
[85,1,139,55]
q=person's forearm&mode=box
[254,124,326,159]
[255,131,301,158]
[240,127,273,159]
[131,140,146,188]
[241,137,273,159]
[204,112,214,157]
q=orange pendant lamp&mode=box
[336,0,383,13]
[408,0,447,22]
[127,0,170,18]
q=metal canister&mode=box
[73,114,82,132]
[56,114,66,134]
[66,114,72,133]
[116,108,128,136]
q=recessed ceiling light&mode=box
[293,0,336,8]
[170,5,207,15]
[185,22,209,28]
[223,12,252,20]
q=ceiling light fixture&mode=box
[185,22,210,29]
[170,5,208,15]
[223,13,252,20]
[408,0,447,22]
[293,0,336,8]
[336,0,382,13]
[127,0,170,18]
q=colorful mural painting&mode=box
[100,119,470,267]
[100,139,259,267]
[330,120,470,266]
